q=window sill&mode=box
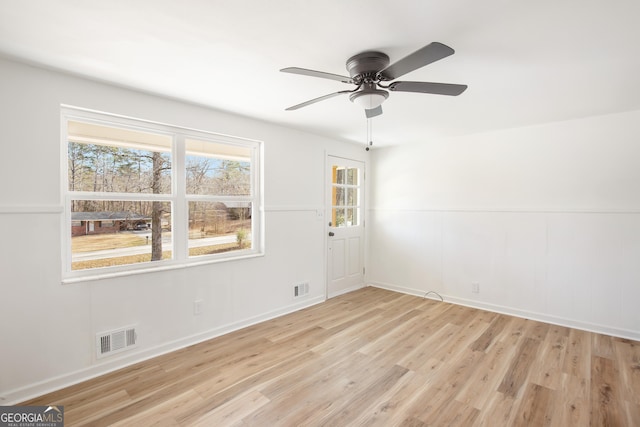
[62,251,265,285]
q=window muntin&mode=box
[63,108,262,281]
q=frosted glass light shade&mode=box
[349,90,389,109]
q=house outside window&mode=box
[62,107,263,282]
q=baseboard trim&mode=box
[2,295,325,405]
[369,282,640,342]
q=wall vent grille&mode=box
[294,282,309,298]
[96,326,137,358]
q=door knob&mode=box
[328,232,335,236]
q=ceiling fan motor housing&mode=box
[346,51,391,109]
[346,51,390,81]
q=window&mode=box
[331,165,361,227]
[62,107,262,281]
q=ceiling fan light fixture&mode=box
[349,89,389,110]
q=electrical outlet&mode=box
[472,283,480,293]
[194,299,204,315]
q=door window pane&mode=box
[346,168,358,185]
[346,188,358,206]
[333,208,346,227]
[333,187,345,206]
[346,208,358,226]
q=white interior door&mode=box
[327,156,364,298]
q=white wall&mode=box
[0,57,367,404]
[369,110,640,341]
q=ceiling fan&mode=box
[281,42,467,118]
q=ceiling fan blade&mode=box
[365,105,383,118]
[285,90,352,111]
[380,42,455,81]
[281,67,354,84]
[388,81,468,96]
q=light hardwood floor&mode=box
[23,287,640,426]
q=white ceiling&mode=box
[1,0,639,147]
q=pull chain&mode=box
[366,118,373,151]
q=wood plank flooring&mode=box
[23,287,640,426]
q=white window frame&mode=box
[61,106,264,283]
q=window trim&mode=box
[61,105,264,283]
